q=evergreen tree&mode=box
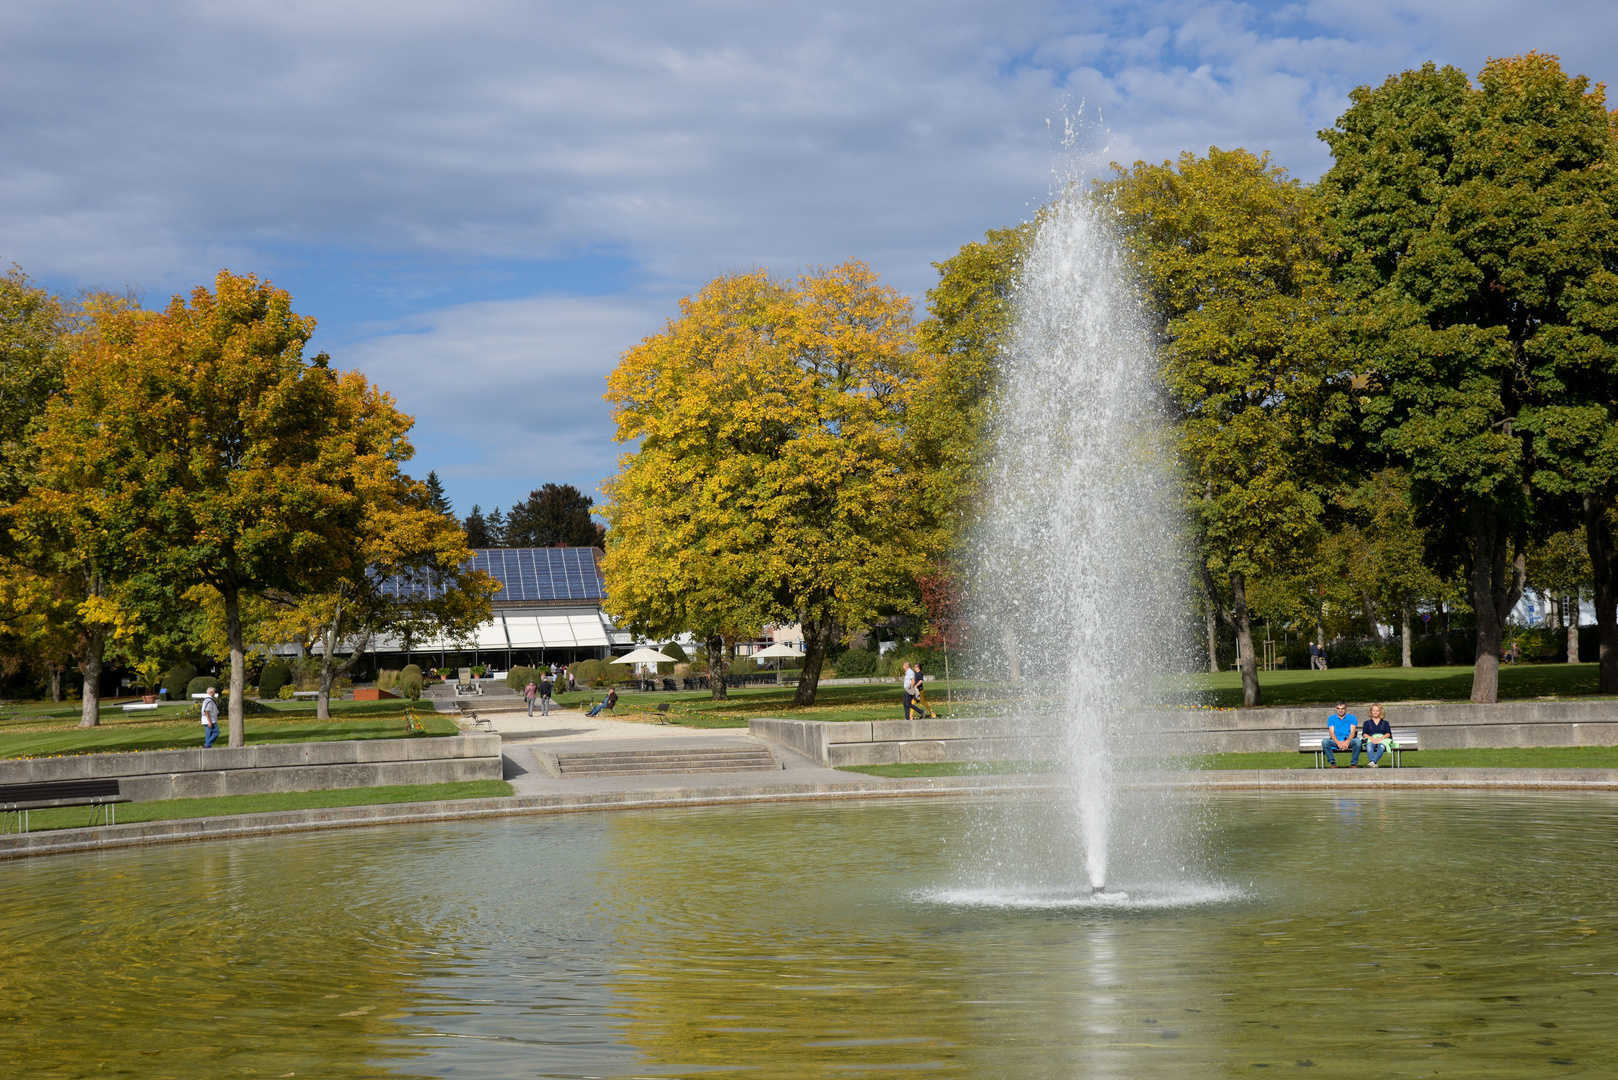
[462,504,495,548]
[423,470,454,518]
[504,483,606,548]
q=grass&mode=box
[7,779,514,833]
[552,680,1000,728]
[0,698,460,759]
[1183,662,1607,709]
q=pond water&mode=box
[2,792,1615,1078]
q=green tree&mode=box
[1099,148,1346,706]
[29,271,402,744]
[1320,54,1618,699]
[504,483,606,547]
[1527,527,1593,663]
[602,262,932,705]
[423,470,454,518]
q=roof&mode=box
[378,547,606,606]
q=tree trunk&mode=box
[49,666,63,702]
[1568,591,1581,663]
[1584,494,1618,692]
[793,614,838,706]
[1230,571,1261,707]
[77,624,104,728]
[1361,589,1382,642]
[224,586,248,746]
[1439,602,1455,665]
[1001,621,1022,683]
[1204,603,1220,674]
[706,634,727,700]
[1467,506,1525,704]
[318,622,337,721]
[1400,600,1413,668]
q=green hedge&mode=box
[834,648,878,678]
[258,660,292,700]
[162,662,197,701]
[186,675,221,697]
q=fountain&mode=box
[963,186,1191,903]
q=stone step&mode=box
[548,745,780,777]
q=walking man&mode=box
[201,686,220,748]
[538,670,554,717]
[901,661,917,720]
[524,677,537,717]
[1320,700,1362,768]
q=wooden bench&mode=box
[0,778,129,832]
[1300,730,1419,768]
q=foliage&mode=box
[186,675,221,697]
[660,640,688,664]
[1099,147,1347,705]
[161,662,197,701]
[258,659,292,700]
[1319,54,1618,699]
[398,663,423,700]
[912,224,1034,532]
[602,262,935,705]
[833,647,878,678]
[277,684,295,700]
[461,504,504,548]
[503,483,606,547]
[915,563,965,651]
[424,470,453,518]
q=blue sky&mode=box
[4,0,1616,518]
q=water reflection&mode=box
[1,793,1615,1078]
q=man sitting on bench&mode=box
[586,688,618,717]
[1321,700,1362,768]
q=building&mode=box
[372,547,629,671]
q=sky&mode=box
[5,0,1617,519]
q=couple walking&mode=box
[901,661,935,721]
[523,672,555,717]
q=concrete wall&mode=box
[0,734,503,802]
[750,717,1059,767]
[753,701,1618,765]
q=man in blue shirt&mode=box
[1321,700,1362,767]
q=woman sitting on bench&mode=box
[1362,703,1394,767]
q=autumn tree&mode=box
[602,262,933,705]
[1099,148,1347,706]
[30,271,404,745]
[504,483,606,548]
[1320,54,1618,699]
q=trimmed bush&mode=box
[506,666,540,691]
[398,663,423,700]
[259,660,292,700]
[161,662,197,701]
[661,641,688,663]
[834,648,878,678]
[186,675,221,698]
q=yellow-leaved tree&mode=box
[27,271,428,744]
[602,262,935,704]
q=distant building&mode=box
[371,547,628,670]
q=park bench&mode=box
[1300,729,1420,768]
[292,690,319,700]
[120,702,159,712]
[0,778,128,833]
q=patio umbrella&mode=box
[751,641,803,684]
[610,647,679,666]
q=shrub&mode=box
[162,662,197,701]
[834,648,878,678]
[258,660,292,700]
[401,663,422,680]
[186,675,221,698]
[376,668,400,691]
[661,641,688,663]
[571,658,622,687]
[277,684,295,700]
[398,671,423,700]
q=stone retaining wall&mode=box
[753,701,1618,764]
[0,734,503,801]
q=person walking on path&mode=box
[524,678,537,716]
[538,672,554,717]
[201,686,220,748]
[912,664,937,719]
[901,662,917,720]
[1320,700,1362,768]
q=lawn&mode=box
[0,698,460,759]
[9,779,513,832]
[1183,662,1607,709]
[552,680,998,728]
[836,746,1618,776]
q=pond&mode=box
[2,791,1615,1078]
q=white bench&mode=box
[1300,729,1419,768]
[292,690,319,700]
[120,702,159,712]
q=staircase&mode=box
[539,743,782,778]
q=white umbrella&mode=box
[610,647,678,665]
[751,640,803,684]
